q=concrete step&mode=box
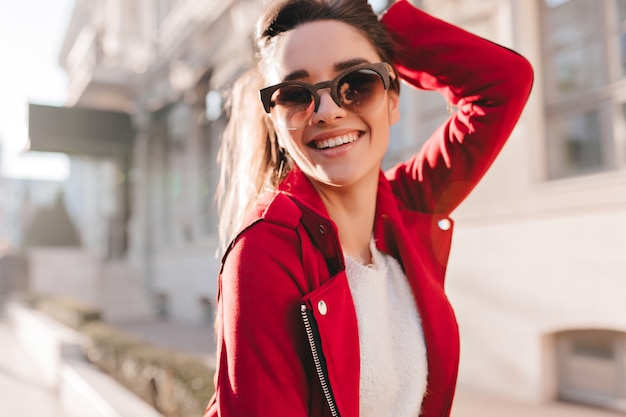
[59,359,162,417]
[7,301,163,417]
[99,262,155,321]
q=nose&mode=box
[311,88,347,125]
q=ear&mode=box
[387,90,400,125]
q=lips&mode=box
[312,132,360,150]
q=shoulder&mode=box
[245,191,303,229]
[222,192,304,263]
[221,190,343,280]
[218,192,310,300]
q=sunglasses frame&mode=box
[259,62,393,118]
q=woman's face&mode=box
[266,20,400,190]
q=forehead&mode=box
[267,20,381,83]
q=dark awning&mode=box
[28,103,134,159]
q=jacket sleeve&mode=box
[381,0,534,214]
[205,221,312,417]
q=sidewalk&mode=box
[112,317,625,417]
[3,305,624,417]
[452,387,624,417]
[0,317,70,417]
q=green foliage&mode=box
[33,296,215,417]
[35,295,101,329]
[83,322,214,417]
[81,321,215,417]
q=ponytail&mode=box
[216,67,291,251]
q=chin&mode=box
[316,175,359,189]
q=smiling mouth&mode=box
[313,132,360,150]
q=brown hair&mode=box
[217,0,399,250]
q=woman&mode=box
[205,0,533,416]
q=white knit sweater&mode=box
[344,240,428,417]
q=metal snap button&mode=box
[317,300,327,316]
[319,225,326,234]
[437,218,451,231]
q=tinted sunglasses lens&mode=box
[337,69,386,114]
[271,85,314,129]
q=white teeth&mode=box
[314,133,359,150]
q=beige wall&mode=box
[151,241,220,323]
[429,0,626,404]
[28,248,100,306]
[448,209,626,400]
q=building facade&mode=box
[48,0,264,322]
[43,0,626,411]
[427,0,626,411]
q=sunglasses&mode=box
[259,62,393,130]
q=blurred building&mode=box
[26,0,626,412]
[28,0,262,323]
[420,0,626,413]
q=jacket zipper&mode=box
[300,303,341,417]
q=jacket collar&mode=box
[277,165,330,217]
[277,165,402,261]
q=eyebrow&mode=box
[282,58,371,82]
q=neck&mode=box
[314,175,378,264]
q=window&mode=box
[541,0,626,179]
[556,329,626,411]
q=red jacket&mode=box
[205,1,533,416]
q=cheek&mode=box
[371,109,393,136]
